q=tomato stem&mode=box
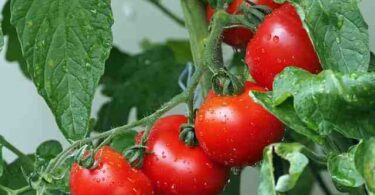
[0,135,34,167]
[41,67,204,179]
[180,0,209,69]
[301,147,327,166]
[146,0,185,27]
[180,0,211,96]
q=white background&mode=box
[0,0,374,194]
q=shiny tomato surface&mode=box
[70,146,154,195]
[142,115,229,195]
[245,3,321,89]
[195,82,285,166]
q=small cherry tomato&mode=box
[195,82,285,166]
[141,115,229,195]
[245,3,321,89]
[70,146,154,195]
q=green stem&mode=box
[44,68,204,176]
[301,147,327,166]
[0,136,34,167]
[0,184,31,195]
[146,0,185,27]
[187,68,205,123]
[140,67,204,145]
[203,10,230,74]
[14,185,32,194]
[45,94,185,174]
[180,0,208,68]
[180,0,211,95]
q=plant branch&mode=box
[203,10,229,74]
[180,0,208,68]
[301,147,327,166]
[43,66,205,178]
[0,184,31,195]
[0,136,34,167]
[146,0,185,27]
[139,67,205,147]
[180,0,211,95]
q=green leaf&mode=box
[34,140,72,194]
[354,138,375,194]
[36,140,63,161]
[289,0,370,73]
[258,143,309,195]
[10,0,114,140]
[141,39,193,65]
[221,172,240,195]
[0,155,35,191]
[250,92,324,145]
[272,67,375,139]
[95,46,185,131]
[110,131,138,152]
[328,146,364,188]
[288,167,315,195]
[274,143,309,192]
[1,1,29,78]
[258,145,277,195]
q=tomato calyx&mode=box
[179,123,199,147]
[211,68,244,96]
[240,1,272,29]
[123,144,148,169]
[74,145,98,169]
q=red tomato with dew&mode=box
[245,3,321,89]
[141,115,229,195]
[70,146,154,195]
[195,82,285,167]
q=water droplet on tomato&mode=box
[273,36,279,43]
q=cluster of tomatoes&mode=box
[69,1,321,194]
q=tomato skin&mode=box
[245,3,321,89]
[141,115,229,195]
[195,82,285,167]
[69,146,154,195]
[206,0,282,48]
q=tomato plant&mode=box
[245,3,321,90]
[140,115,229,195]
[0,0,374,194]
[195,82,284,166]
[70,146,154,195]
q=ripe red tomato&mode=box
[141,115,229,195]
[195,82,285,167]
[70,146,154,195]
[206,0,282,48]
[245,3,321,89]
